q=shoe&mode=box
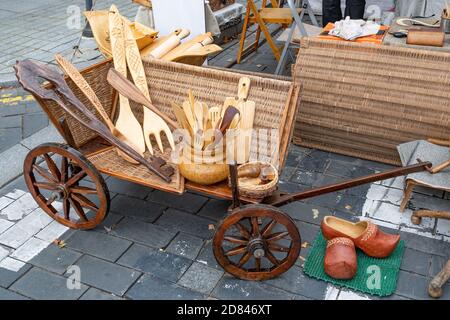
[324,237,357,280]
[321,216,400,258]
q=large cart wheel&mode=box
[23,143,110,230]
[213,204,301,281]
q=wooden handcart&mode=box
[18,58,432,281]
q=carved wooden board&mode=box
[108,5,146,155]
[123,18,175,154]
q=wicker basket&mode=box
[293,38,450,165]
[231,162,279,200]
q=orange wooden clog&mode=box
[321,216,400,258]
[324,237,357,280]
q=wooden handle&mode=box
[237,77,251,101]
[55,54,115,131]
[430,158,450,174]
[106,68,178,129]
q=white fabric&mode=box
[329,17,380,40]
[213,3,245,26]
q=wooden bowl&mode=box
[232,162,279,199]
[178,146,228,185]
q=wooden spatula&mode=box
[106,68,178,129]
[170,102,193,136]
[108,5,146,157]
[222,77,251,117]
[123,17,175,155]
[205,106,240,151]
[237,79,256,163]
[55,54,139,164]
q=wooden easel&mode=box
[237,0,303,63]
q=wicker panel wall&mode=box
[293,38,450,165]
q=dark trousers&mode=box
[322,0,366,27]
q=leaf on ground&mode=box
[345,204,352,210]
[301,241,310,248]
[53,239,66,248]
[312,209,319,219]
[208,224,216,230]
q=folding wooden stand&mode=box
[236,0,304,63]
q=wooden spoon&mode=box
[55,54,139,164]
[205,106,240,151]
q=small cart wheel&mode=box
[213,204,301,281]
[23,143,110,230]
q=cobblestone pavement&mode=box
[0,145,448,300]
[0,0,135,152]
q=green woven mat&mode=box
[303,232,405,297]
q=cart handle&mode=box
[265,161,432,207]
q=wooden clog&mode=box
[324,237,357,280]
[321,216,400,258]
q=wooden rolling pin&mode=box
[143,28,190,58]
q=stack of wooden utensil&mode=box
[170,76,256,163]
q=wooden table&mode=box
[383,17,450,53]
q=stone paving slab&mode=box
[70,255,140,297]
[11,267,88,300]
[117,243,193,283]
[126,273,205,300]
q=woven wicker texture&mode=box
[87,146,183,193]
[139,57,297,169]
[42,61,116,148]
[35,58,297,193]
[293,38,450,165]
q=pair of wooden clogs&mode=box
[321,216,400,280]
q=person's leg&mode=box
[323,0,342,26]
[344,0,366,19]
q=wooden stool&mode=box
[237,0,302,63]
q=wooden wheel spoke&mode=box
[66,170,87,187]
[268,244,290,252]
[265,231,290,242]
[33,164,58,183]
[33,181,58,191]
[60,156,68,183]
[251,217,260,236]
[63,199,70,220]
[261,219,277,237]
[43,154,61,181]
[71,186,97,195]
[255,257,261,271]
[225,245,247,256]
[237,252,251,267]
[234,222,251,239]
[69,198,89,222]
[71,193,98,212]
[265,250,281,266]
[224,236,248,245]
